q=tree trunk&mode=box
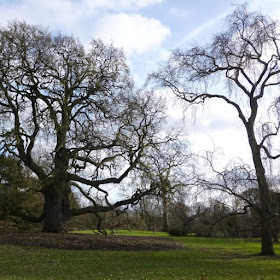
[42,143,71,233]
[247,126,275,255]
[42,183,70,233]
[162,193,169,232]
[255,165,274,255]
[161,180,169,232]
[272,194,280,243]
[260,213,274,254]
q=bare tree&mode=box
[139,139,193,232]
[0,21,165,232]
[149,5,280,255]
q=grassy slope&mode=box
[1,233,280,279]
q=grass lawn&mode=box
[1,233,280,279]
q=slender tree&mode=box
[0,21,165,232]
[150,5,280,255]
[139,140,192,232]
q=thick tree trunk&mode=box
[42,183,71,233]
[42,143,71,233]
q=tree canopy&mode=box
[0,21,165,232]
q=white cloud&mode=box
[0,0,170,88]
[93,13,170,56]
[158,87,251,164]
[0,0,164,33]
[186,99,251,165]
[0,0,168,55]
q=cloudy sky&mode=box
[1,0,280,166]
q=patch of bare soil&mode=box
[0,230,185,251]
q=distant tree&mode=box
[168,198,196,236]
[138,196,162,231]
[0,21,165,232]
[139,139,192,232]
[150,5,280,255]
[189,199,245,238]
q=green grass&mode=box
[1,235,280,279]
[70,229,170,237]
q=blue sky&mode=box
[1,0,278,85]
[0,0,280,164]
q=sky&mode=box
[1,0,280,167]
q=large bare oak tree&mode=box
[0,21,165,233]
[149,5,280,255]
